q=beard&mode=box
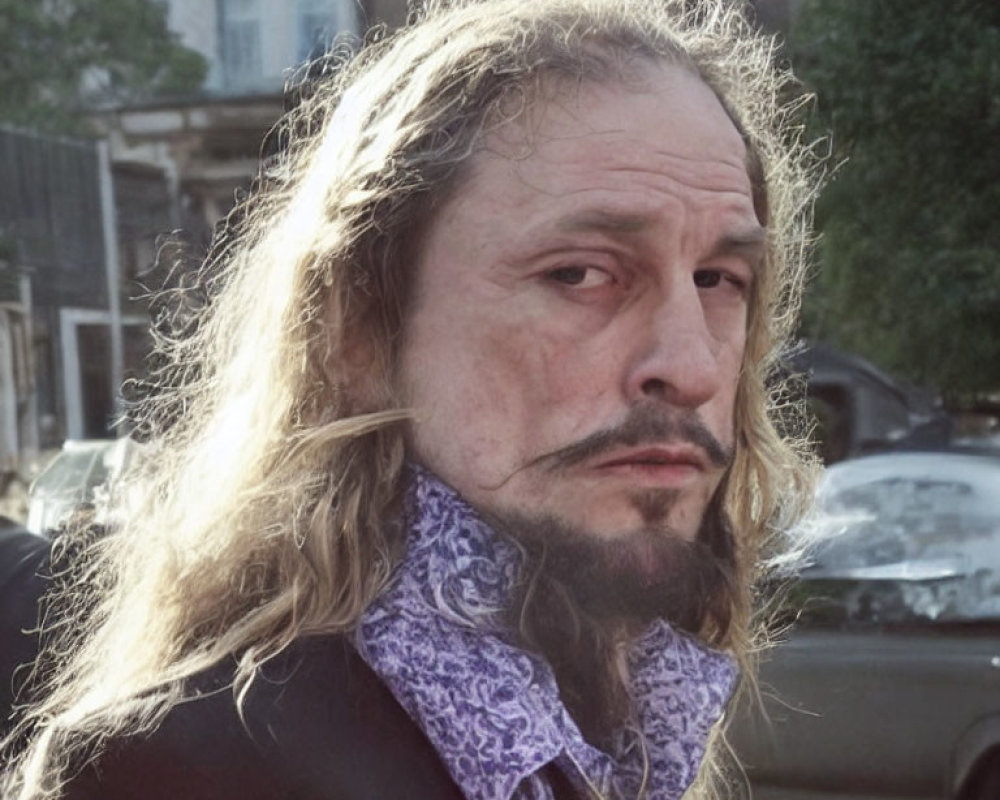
[483,485,738,743]
[488,485,738,638]
[502,404,738,632]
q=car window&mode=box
[794,453,1000,626]
[31,446,106,496]
[27,442,112,534]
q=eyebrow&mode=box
[556,212,766,260]
[706,227,768,277]
[554,210,651,236]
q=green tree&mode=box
[791,0,1000,407]
[0,0,207,133]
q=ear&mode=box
[321,288,390,414]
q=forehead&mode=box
[437,62,757,241]
[423,62,758,265]
[476,60,752,198]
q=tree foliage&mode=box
[791,0,1000,406]
[0,0,207,133]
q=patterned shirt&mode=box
[357,467,738,800]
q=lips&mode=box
[594,446,707,472]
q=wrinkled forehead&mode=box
[470,59,762,224]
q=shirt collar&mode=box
[357,466,738,800]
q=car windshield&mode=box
[799,452,1000,625]
[27,440,114,534]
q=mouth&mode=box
[588,446,708,486]
[595,446,707,471]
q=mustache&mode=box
[525,406,733,472]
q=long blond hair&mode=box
[2,1,820,797]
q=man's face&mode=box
[397,62,761,548]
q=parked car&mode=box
[26,439,135,535]
[731,451,1000,800]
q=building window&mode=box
[297,0,358,62]
[219,0,262,90]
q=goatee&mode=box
[485,489,737,743]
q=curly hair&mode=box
[2,1,820,797]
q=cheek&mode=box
[400,318,537,475]
[412,315,605,466]
[489,321,621,431]
[468,321,581,432]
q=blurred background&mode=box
[0,1,998,797]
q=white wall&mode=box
[166,0,223,89]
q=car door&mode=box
[735,624,1000,799]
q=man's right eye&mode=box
[545,266,614,288]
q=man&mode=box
[1,0,817,798]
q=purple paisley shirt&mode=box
[357,468,738,800]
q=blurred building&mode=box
[0,128,139,457]
[0,2,381,461]
[93,0,367,266]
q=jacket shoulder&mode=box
[1,527,464,800]
[68,634,465,800]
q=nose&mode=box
[622,284,724,409]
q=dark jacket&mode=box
[0,531,585,800]
[0,529,465,799]
[0,521,49,737]
[63,635,468,799]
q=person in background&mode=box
[1,0,819,797]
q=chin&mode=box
[533,491,704,544]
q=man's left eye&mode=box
[546,266,614,288]
[694,269,745,292]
